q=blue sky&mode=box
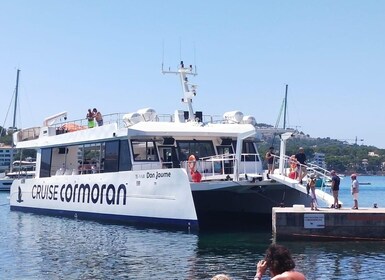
[1,1,384,148]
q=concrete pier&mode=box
[273,205,385,241]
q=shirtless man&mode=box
[254,244,306,280]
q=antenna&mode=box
[193,42,198,74]
[179,38,182,62]
[283,84,288,129]
[161,40,165,72]
[162,61,198,121]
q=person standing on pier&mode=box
[351,173,359,209]
[308,174,319,210]
[330,170,341,208]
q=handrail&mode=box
[273,154,333,193]
[181,153,261,181]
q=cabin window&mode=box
[104,141,119,172]
[75,143,103,174]
[217,146,234,155]
[131,140,159,162]
[119,140,131,171]
[158,146,179,168]
[177,140,215,161]
[40,148,52,177]
[232,140,260,162]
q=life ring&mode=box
[188,154,196,174]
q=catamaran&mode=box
[10,62,336,230]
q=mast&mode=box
[9,69,20,172]
[162,61,198,121]
[283,84,288,130]
[12,69,20,131]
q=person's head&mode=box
[88,108,92,112]
[269,146,274,151]
[351,173,357,179]
[330,170,336,176]
[211,274,231,280]
[298,147,304,153]
[93,108,97,113]
[264,244,295,276]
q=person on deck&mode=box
[295,147,307,184]
[93,108,103,126]
[86,109,95,128]
[265,146,275,179]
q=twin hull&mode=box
[10,168,312,230]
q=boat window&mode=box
[232,140,260,162]
[40,148,52,177]
[78,143,103,174]
[119,139,132,171]
[177,140,215,161]
[131,140,159,162]
[158,146,179,168]
[217,145,234,155]
[104,141,119,172]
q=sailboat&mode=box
[0,69,34,191]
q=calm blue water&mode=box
[1,176,385,279]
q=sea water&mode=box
[1,176,385,279]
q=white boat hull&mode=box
[10,169,199,230]
[0,177,13,191]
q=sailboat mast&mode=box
[10,69,20,172]
[283,84,288,130]
[12,69,20,131]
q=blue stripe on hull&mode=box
[10,206,199,231]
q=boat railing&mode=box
[6,169,35,179]
[16,127,41,141]
[52,113,127,132]
[181,153,261,182]
[278,154,333,192]
[29,111,236,136]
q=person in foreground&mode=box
[212,274,231,280]
[254,244,306,280]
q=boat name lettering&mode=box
[31,183,127,205]
[146,171,171,179]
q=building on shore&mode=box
[0,143,16,172]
